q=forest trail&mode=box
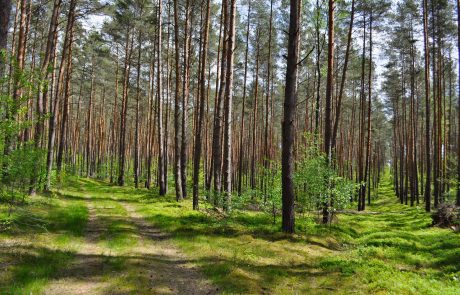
[43,193,217,295]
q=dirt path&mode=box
[44,198,217,295]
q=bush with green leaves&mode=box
[0,53,46,201]
[295,133,355,219]
[260,163,282,223]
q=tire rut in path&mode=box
[120,202,218,295]
[45,201,111,295]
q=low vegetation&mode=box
[1,176,458,294]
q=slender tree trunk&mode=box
[192,0,211,210]
[44,0,72,189]
[456,0,460,206]
[314,0,323,134]
[423,0,431,211]
[118,29,133,186]
[29,0,62,193]
[222,0,236,212]
[86,61,95,178]
[134,30,142,188]
[358,13,366,211]
[250,33,260,190]
[110,46,120,184]
[212,0,228,201]
[282,0,300,233]
[158,0,167,195]
[332,0,354,150]
[364,11,373,208]
[56,0,76,175]
[173,0,183,201]
[264,0,274,190]
[323,0,334,223]
[238,1,251,195]
[181,0,191,199]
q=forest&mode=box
[0,0,459,293]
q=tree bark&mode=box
[323,0,334,223]
[456,0,460,206]
[134,30,142,188]
[192,0,211,210]
[282,0,300,233]
[237,1,251,195]
[56,0,77,175]
[223,0,236,212]
[212,0,228,200]
[117,28,133,186]
[157,0,167,195]
[181,0,191,199]
[331,0,354,150]
[172,0,183,201]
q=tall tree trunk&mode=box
[212,1,228,201]
[423,0,431,211]
[181,0,191,199]
[134,30,142,188]
[110,45,120,184]
[192,0,211,210]
[323,0,334,223]
[282,0,300,233]
[29,0,62,193]
[44,0,72,190]
[250,34,260,190]
[223,0,236,212]
[173,0,183,200]
[86,61,95,178]
[456,0,460,206]
[331,0,354,150]
[358,13,366,211]
[264,0,273,189]
[314,0,323,134]
[364,10,373,207]
[238,1,251,195]
[158,0,167,195]
[56,0,77,175]
[117,28,133,186]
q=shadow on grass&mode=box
[0,243,217,294]
[1,200,88,237]
[43,175,460,293]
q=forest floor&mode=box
[1,175,459,294]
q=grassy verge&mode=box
[0,196,88,294]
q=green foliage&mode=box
[0,53,46,200]
[233,134,354,223]
[260,162,282,222]
[2,143,46,187]
[295,133,355,217]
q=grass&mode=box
[0,196,87,294]
[0,175,459,294]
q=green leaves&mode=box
[295,133,355,215]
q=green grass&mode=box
[1,175,459,294]
[0,196,87,294]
